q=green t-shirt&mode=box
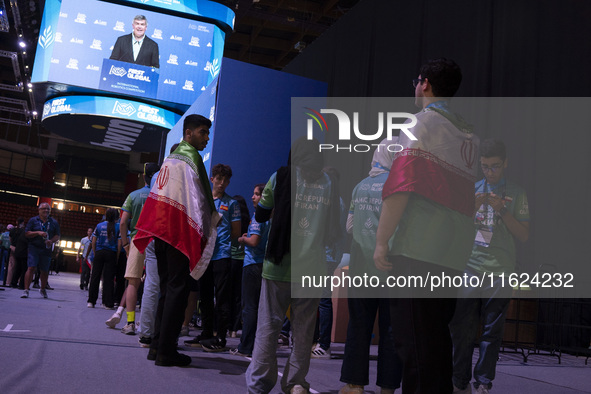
[260,169,333,283]
[467,178,530,274]
[388,192,476,272]
[121,185,150,238]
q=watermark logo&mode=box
[305,107,416,152]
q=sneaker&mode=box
[32,283,40,289]
[45,284,53,290]
[121,322,136,335]
[290,385,309,394]
[338,384,364,394]
[138,336,152,348]
[21,290,29,298]
[453,385,472,394]
[102,304,115,310]
[105,312,122,328]
[39,289,48,299]
[229,348,251,357]
[184,334,212,348]
[200,337,227,352]
[311,343,331,359]
[475,386,489,394]
[179,325,189,337]
[87,302,94,308]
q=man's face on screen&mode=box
[132,19,147,40]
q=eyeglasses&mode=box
[480,163,504,173]
[412,78,425,88]
[39,207,51,211]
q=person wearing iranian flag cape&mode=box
[374,58,479,394]
[133,114,220,367]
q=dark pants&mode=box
[80,259,91,288]
[389,257,458,394]
[114,251,127,303]
[88,249,116,307]
[12,255,27,288]
[313,261,339,350]
[230,258,243,332]
[237,263,262,355]
[340,297,402,389]
[199,257,232,340]
[151,238,190,357]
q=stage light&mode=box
[19,41,26,48]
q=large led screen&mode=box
[32,0,226,105]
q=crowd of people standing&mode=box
[5,58,534,394]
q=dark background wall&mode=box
[283,0,591,295]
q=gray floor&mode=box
[0,272,590,394]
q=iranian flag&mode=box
[382,107,479,217]
[134,142,219,280]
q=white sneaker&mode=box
[311,343,331,359]
[87,302,94,308]
[475,386,489,394]
[121,322,136,335]
[339,383,364,394]
[105,313,122,328]
[290,385,309,394]
[21,290,29,298]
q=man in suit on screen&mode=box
[110,15,159,68]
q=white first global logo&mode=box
[109,66,127,77]
[113,101,136,117]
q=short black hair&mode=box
[419,58,462,97]
[480,138,506,161]
[184,114,211,132]
[255,183,266,193]
[211,163,232,179]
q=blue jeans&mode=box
[237,263,262,355]
[139,240,158,339]
[340,297,402,389]
[449,269,511,390]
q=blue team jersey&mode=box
[211,193,241,260]
[93,221,121,252]
[243,213,270,267]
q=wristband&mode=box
[122,243,129,247]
